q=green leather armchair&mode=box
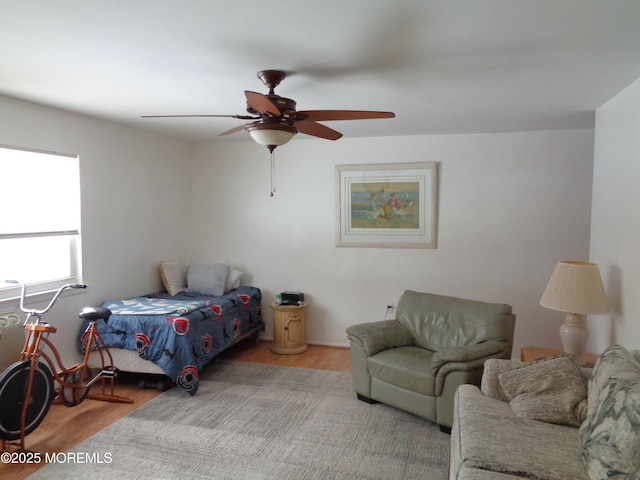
[346,290,516,431]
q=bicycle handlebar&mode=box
[5,280,88,317]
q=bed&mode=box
[78,261,264,395]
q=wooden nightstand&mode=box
[520,346,598,367]
[270,302,308,354]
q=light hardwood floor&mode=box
[0,341,351,479]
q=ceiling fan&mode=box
[142,69,395,152]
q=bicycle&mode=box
[0,281,133,452]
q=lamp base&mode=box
[559,313,589,366]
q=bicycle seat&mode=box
[79,307,112,323]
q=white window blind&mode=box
[0,145,81,300]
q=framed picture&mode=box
[335,162,438,248]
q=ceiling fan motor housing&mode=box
[247,96,296,118]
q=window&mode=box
[0,145,81,301]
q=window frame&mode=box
[0,144,83,303]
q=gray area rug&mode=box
[29,361,449,479]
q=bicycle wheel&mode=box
[61,367,93,407]
[0,360,55,440]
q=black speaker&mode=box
[281,291,304,305]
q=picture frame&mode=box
[335,162,438,248]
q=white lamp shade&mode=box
[247,124,296,146]
[540,261,610,314]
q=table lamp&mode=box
[539,261,610,365]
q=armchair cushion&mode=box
[345,320,413,357]
[368,346,436,396]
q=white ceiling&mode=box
[1,0,640,143]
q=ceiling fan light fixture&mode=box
[247,123,297,147]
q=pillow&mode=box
[200,259,243,292]
[579,345,640,480]
[159,260,186,296]
[481,358,528,401]
[187,262,230,296]
[499,354,588,427]
[226,266,242,292]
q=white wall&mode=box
[191,130,595,356]
[0,95,192,365]
[0,92,600,364]
[589,76,640,352]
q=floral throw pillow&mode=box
[579,345,640,480]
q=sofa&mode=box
[449,344,640,480]
[346,290,516,431]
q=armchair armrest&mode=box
[432,341,510,397]
[346,320,413,357]
[431,341,508,373]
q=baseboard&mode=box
[257,338,349,349]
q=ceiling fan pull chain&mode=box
[270,150,276,197]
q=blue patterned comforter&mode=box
[77,286,263,395]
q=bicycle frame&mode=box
[22,319,128,402]
[1,282,132,453]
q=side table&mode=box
[270,302,308,354]
[520,346,598,367]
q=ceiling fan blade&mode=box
[219,124,248,136]
[141,114,257,119]
[296,120,343,141]
[245,91,281,116]
[296,110,395,122]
